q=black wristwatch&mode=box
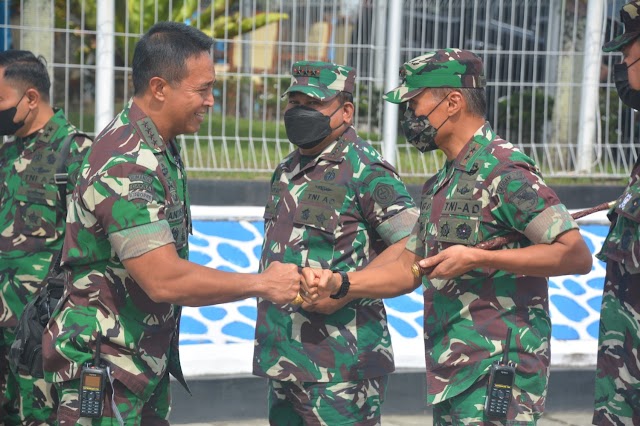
[330,270,350,299]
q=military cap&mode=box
[282,60,356,101]
[384,48,486,104]
[603,0,640,52]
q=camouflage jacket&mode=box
[253,127,418,383]
[0,109,91,326]
[42,99,191,400]
[405,122,577,405]
[597,158,640,274]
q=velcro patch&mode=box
[127,174,155,203]
[373,183,396,208]
[511,185,537,211]
[436,217,479,245]
[442,198,482,216]
[496,171,526,195]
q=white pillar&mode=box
[21,0,54,87]
[373,0,387,89]
[382,0,402,166]
[576,0,604,173]
[95,0,115,135]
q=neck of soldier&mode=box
[14,103,54,138]
[438,114,485,161]
[134,94,177,142]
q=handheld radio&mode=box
[79,335,107,418]
[484,327,516,419]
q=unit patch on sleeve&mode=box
[127,174,155,203]
[373,182,396,208]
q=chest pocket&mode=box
[293,181,346,263]
[435,199,482,246]
[294,182,345,231]
[13,155,60,238]
[435,217,480,246]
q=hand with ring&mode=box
[292,289,312,305]
[291,280,318,305]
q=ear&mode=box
[24,88,40,108]
[446,91,464,116]
[342,101,355,124]
[149,77,167,101]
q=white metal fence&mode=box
[1,0,637,178]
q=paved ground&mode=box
[169,369,596,425]
[174,410,594,426]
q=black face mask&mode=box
[614,57,640,110]
[284,101,344,150]
[400,93,450,153]
[0,93,28,136]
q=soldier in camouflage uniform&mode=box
[594,2,640,424]
[303,49,592,425]
[41,22,300,425]
[253,61,418,425]
[0,50,92,426]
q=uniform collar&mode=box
[127,99,168,152]
[283,126,357,173]
[451,121,495,174]
[11,108,68,145]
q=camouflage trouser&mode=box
[267,375,388,426]
[0,327,57,426]
[593,261,640,426]
[432,374,543,426]
[54,372,171,425]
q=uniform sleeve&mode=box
[358,163,418,245]
[404,219,425,257]
[489,163,577,244]
[82,161,174,260]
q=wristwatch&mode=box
[330,270,350,299]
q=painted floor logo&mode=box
[181,220,608,344]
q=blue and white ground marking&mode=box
[178,206,607,377]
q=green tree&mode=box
[54,0,287,64]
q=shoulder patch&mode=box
[511,185,537,211]
[373,182,396,208]
[496,170,526,195]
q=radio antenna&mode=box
[501,328,512,365]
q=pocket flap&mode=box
[15,185,57,207]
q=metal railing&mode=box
[1,0,636,178]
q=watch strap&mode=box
[330,270,350,299]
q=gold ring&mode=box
[411,263,421,278]
[292,293,304,305]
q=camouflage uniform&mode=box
[0,109,91,425]
[42,99,191,424]
[254,61,418,425]
[386,50,578,425]
[593,3,640,424]
[593,157,640,426]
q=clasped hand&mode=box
[259,262,341,307]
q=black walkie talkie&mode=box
[484,327,516,419]
[79,335,107,418]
